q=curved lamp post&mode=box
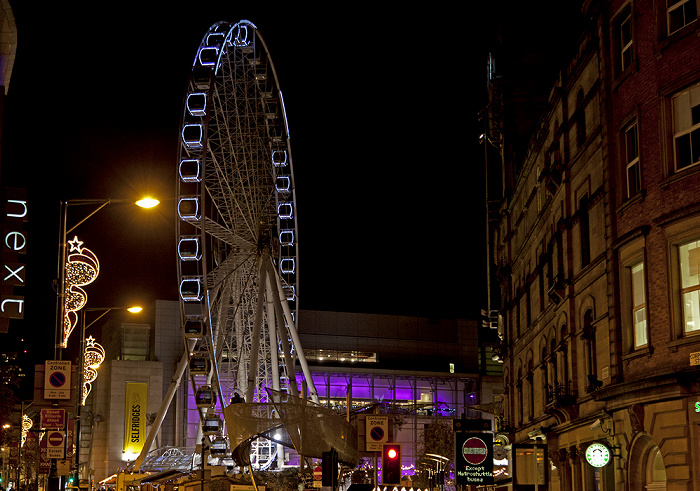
[74,306,143,483]
[54,198,158,358]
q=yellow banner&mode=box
[124,382,148,454]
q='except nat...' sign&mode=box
[455,432,494,486]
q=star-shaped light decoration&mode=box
[21,414,32,447]
[67,235,84,252]
[81,335,105,405]
[61,236,100,348]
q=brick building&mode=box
[489,1,700,489]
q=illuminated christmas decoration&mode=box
[21,414,32,446]
[82,335,105,405]
[61,236,100,348]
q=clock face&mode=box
[585,443,610,467]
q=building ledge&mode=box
[591,365,700,401]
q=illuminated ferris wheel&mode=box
[176,20,318,467]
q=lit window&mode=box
[623,121,641,197]
[679,240,700,334]
[631,262,648,347]
[672,84,700,170]
[668,0,698,35]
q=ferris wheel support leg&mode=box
[247,260,266,403]
[265,286,281,392]
[265,260,319,404]
[205,290,226,413]
[263,276,286,469]
[268,273,300,399]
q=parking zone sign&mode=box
[44,360,71,399]
[366,415,388,451]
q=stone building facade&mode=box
[490,1,700,489]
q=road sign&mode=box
[462,437,488,465]
[455,432,493,486]
[46,431,65,459]
[41,408,65,429]
[366,415,388,451]
[44,360,71,399]
[313,466,322,480]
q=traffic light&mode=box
[382,443,401,485]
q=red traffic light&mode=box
[382,444,401,484]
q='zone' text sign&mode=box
[44,361,71,400]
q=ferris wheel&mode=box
[176,20,319,467]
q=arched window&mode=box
[560,325,569,394]
[541,344,549,399]
[646,447,667,490]
[527,359,535,420]
[504,373,510,427]
[576,88,586,147]
[550,337,558,401]
[516,368,523,426]
[583,309,600,391]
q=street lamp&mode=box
[54,198,159,358]
[74,306,142,484]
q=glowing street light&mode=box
[135,197,159,209]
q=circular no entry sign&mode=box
[48,431,64,447]
[370,426,385,441]
[313,466,322,480]
[462,437,488,465]
[49,372,66,388]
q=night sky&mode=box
[1,2,582,366]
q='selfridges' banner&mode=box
[124,382,148,454]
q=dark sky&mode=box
[1,2,582,365]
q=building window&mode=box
[619,235,647,351]
[668,0,698,35]
[516,368,523,426]
[514,295,521,339]
[583,310,601,391]
[527,360,534,421]
[679,239,700,334]
[631,262,648,346]
[560,325,569,385]
[580,195,591,267]
[576,89,587,148]
[614,6,634,74]
[541,345,549,397]
[550,338,558,388]
[672,83,700,171]
[623,120,641,197]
